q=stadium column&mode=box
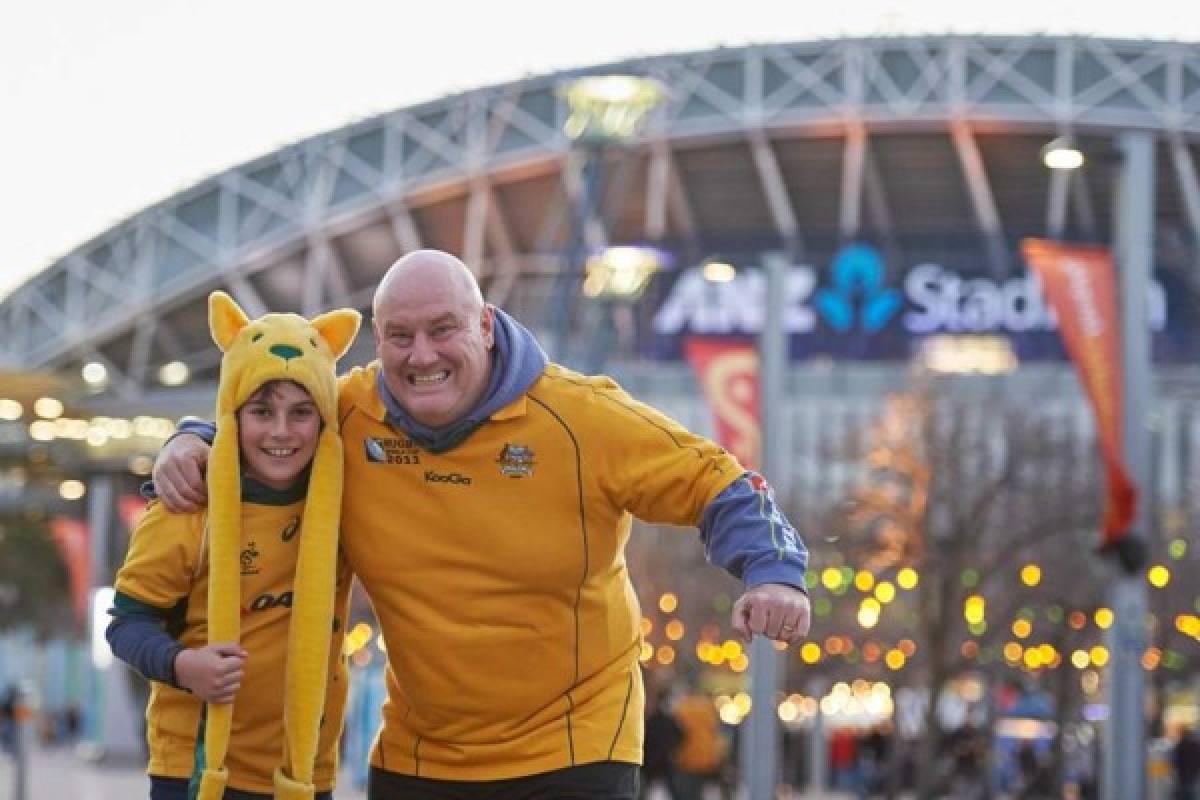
[84,473,142,761]
[1103,131,1154,800]
[743,252,788,800]
[806,676,829,793]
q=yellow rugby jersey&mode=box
[113,494,351,794]
[336,361,742,780]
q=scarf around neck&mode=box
[376,307,547,453]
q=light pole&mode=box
[553,75,664,365]
[1041,136,1085,171]
[1104,130,1154,800]
[578,245,666,372]
[742,252,789,800]
[1042,136,1085,241]
[1039,132,1154,800]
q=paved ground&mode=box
[0,745,877,799]
[0,745,368,800]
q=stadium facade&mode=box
[1,34,1198,516]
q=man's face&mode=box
[373,278,495,428]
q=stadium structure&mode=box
[4,35,1200,375]
[3,33,1198,511]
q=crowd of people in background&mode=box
[641,677,730,800]
[1176,727,1200,800]
[633,682,1200,800]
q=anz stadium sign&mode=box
[647,244,1190,362]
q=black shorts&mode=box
[149,775,334,800]
[367,761,639,800]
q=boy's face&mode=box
[237,381,320,490]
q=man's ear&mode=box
[371,316,384,354]
[312,308,362,360]
[481,304,496,348]
[209,291,250,352]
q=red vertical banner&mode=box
[118,494,149,533]
[1021,238,1137,544]
[683,337,761,471]
[48,517,91,629]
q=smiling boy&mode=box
[107,294,359,800]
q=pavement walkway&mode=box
[1,745,883,799]
[0,744,368,800]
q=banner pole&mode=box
[743,252,788,800]
[1103,130,1154,800]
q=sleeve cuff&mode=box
[742,564,810,593]
[165,643,187,690]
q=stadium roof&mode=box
[2,34,1198,398]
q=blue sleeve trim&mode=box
[142,419,217,500]
[699,471,809,590]
[107,592,187,689]
[177,417,216,443]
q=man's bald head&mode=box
[371,249,496,428]
[372,250,483,319]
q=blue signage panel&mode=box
[641,243,1196,363]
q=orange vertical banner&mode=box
[683,337,761,471]
[48,516,92,630]
[1021,238,1137,544]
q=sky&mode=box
[2,0,1198,299]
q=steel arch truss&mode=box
[3,35,1200,392]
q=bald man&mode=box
[154,249,810,800]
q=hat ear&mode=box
[209,291,250,352]
[311,308,362,361]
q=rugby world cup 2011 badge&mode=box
[365,437,387,463]
[496,443,535,478]
[364,436,421,465]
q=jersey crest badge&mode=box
[496,443,536,478]
[240,540,261,575]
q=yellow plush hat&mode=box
[198,291,360,800]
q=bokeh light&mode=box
[1147,565,1170,589]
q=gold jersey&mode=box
[336,362,741,780]
[114,496,351,793]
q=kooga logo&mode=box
[425,471,472,486]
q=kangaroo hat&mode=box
[197,291,360,800]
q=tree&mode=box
[823,379,1104,799]
[0,516,74,637]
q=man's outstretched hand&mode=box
[153,433,211,512]
[731,583,811,645]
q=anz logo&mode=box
[814,244,901,333]
[652,243,1169,338]
[652,243,900,336]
